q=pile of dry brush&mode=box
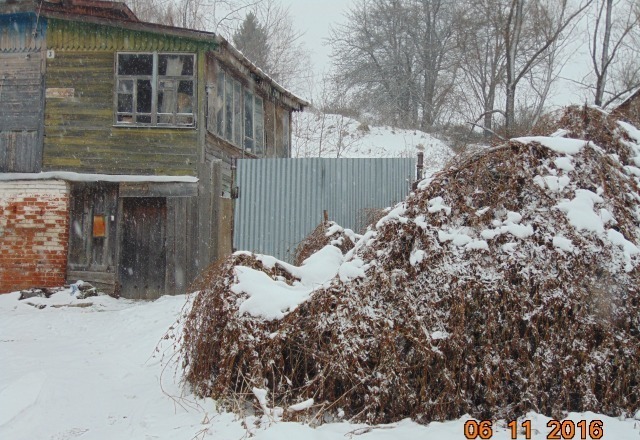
[181,106,640,424]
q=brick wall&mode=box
[0,180,70,293]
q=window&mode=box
[209,69,265,156]
[244,92,264,155]
[116,53,195,127]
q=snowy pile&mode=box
[183,106,640,424]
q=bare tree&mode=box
[503,0,591,135]
[125,0,260,33]
[589,0,640,107]
[456,0,507,137]
[328,0,459,131]
[250,0,313,94]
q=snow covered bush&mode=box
[181,106,640,424]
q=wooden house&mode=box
[0,0,307,298]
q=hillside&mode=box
[292,111,454,176]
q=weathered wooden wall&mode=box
[67,182,118,293]
[65,177,221,298]
[0,13,45,172]
[42,19,215,176]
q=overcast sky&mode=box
[279,0,350,77]
[278,0,594,107]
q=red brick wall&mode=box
[0,180,70,293]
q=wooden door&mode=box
[119,198,167,299]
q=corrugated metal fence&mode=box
[233,157,416,262]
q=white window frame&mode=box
[115,52,196,128]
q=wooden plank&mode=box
[67,270,116,286]
[185,195,198,286]
[172,198,187,294]
[0,131,39,172]
[210,161,222,260]
[197,163,212,269]
[119,182,198,198]
[165,199,177,293]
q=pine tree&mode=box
[232,12,271,73]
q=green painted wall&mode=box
[43,19,215,176]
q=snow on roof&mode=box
[0,172,198,183]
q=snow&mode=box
[293,113,454,177]
[618,120,640,143]
[533,175,572,192]
[438,229,473,246]
[233,245,344,320]
[410,249,426,266]
[288,399,314,412]
[0,171,198,183]
[554,156,575,172]
[2,290,640,439]
[607,229,640,272]
[553,235,575,252]
[465,240,489,251]
[428,196,451,215]
[480,212,534,241]
[513,136,588,155]
[376,203,407,228]
[556,189,607,233]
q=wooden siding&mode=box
[0,13,45,53]
[0,130,41,172]
[0,14,45,172]
[43,49,200,175]
[0,52,44,130]
[46,18,215,52]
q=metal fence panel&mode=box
[233,157,415,262]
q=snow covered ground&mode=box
[1,289,639,439]
[293,112,454,176]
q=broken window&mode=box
[116,53,195,127]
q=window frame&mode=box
[114,52,197,128]
[209,68,266,156]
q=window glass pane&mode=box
[157,79,175,114]
[244,90,253,140]
[176,115,194,126]
[136,115,152,124]
[118,94,133,112]
[158,54,194,76]
[178,81,193,113]
[118,79,133,93]
[255,96,264,156]
[157,114,174,124]
[244,137,254,152]
[216,72,225,137]
[118,54,152,75]
[233,82,242,146]
[117,114,133,123]
[225,77,233,142]
[136,79,152,113]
